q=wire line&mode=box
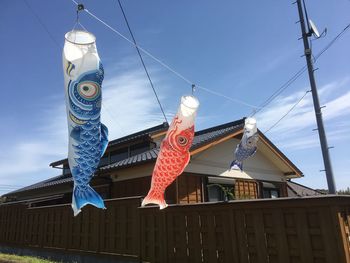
[23,0,61,47]
[252,21,350,117]
[70,0,349,120]
[251,66,307,116]
[313,23,350,62]
[24,0,127,135]
[70,0,260,110]
[264,90,311,133]
[117,0,168,124]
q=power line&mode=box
[264,90,311,133]
[313,23,350,62]
[116,0,168,124]
[23,0,61,47]
[252,66,307,116]
[70,0,260,110]
[252,21,350,117]
[264,90,310,133]
[24,0,127,133]
[71,1,350,115]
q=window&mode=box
[261,182,280,198]
[207,184,225,201]
[207,184,235,202]
[207,177,235,202]
[263,188,280,198]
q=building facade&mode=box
[1,118,303,208]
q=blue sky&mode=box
[0,0,349,195]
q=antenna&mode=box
[308,19,327,38]
[308,19,320,38]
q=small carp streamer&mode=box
[63,30,109,216]
[230,117,258,171]
[142,95,200,209]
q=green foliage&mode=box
[209,184,235,201]
[0,253,58,263]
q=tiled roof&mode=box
[287,181,323,197]
[100,118,245,172]
[191,119,244,151]
[4,175,73,196]
[100,148,160,171]
[49,122,169,167]
[3,119,244,197]
[108,122,169,147]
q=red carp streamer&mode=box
[142,95,199,209]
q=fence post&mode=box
[160,209,168,263]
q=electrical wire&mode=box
[24,0,127,133]
[251,21,350,117]
[70,0,260,110]
[68,0,350,133]
[71,0,350,116]
[116,0,168,124]
[264,90,311,133]
[251,66,307,116]
[313,23,350,62]
[23,0,61,47]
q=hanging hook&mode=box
[73,4,87,32]
[75,4,85,24]
[191,84,196,95]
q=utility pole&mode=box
[296,0,336,194]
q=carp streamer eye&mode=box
[177,136,188,146]
[247,138,253,145]
[78,82,100,100]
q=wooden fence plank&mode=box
[253,210,268,263]
[1,196,350,263]
[235,210,249,263]
[295,208,313,263]
[318,206,340,263]
[228,209,240,263]
[272,209,290,263]
[186,211,202,263]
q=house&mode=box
[2,118,304,207]
[1,119,350,263]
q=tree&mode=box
[337,187,350,195]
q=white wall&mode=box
[111,137,288,183]
[186,138,286,183]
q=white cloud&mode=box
[257,78,350,150]
[323,91,350,120]
[101,69,169,139]
[0,63,171,195]
[274,125,350,151]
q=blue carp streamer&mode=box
[230,117,258,171]
[63,30,108,216]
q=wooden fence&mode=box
[0,196,141,261]
[0,196,349,263]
